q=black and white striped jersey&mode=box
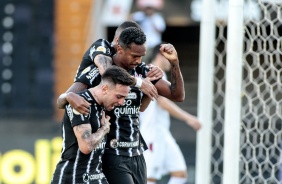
[76,62,159,157]
[73,39,159,157]
[51,90,108,184]
[74,39,115,83]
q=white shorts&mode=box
[143,128,187,180]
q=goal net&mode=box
[210,0,282,183]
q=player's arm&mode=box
[157,96,201,131]
[95,53,160,100]
[94,54,113,75]
[139,95,152,112]
[73,112,111,154]
[57,82,91,115]
[137,64,164,101]
[154,43,185,102]
[139,64,165,111]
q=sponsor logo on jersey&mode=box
[110,139,139,148]
[86,68,99,82]
[77,66,91,79]
[93,140,106,151]
[66,105,73,121]
[96,46,106,53]
[114,92,140,116]
[114,104,140,116]
[81,66,91,75]
[126,92,137,99]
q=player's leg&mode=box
[131,154,147,184]
[102,154,135,184]
[144,131,167,184]
[163,132,188,184]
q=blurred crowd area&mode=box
[0,0,202,120]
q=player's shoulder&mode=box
[135,62,150,74]
[136,62,149,70]
[89,38,112,48]
[77,89,94,103]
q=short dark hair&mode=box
[118,21,141,30]
[118,27,146,49]
[114,21,141,38]
[101,66,135,86]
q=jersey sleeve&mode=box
[87,39,113,61]
[136,62,160,85]
[75,64,101,88]
[75,39,114,82]
[65,104,90,127]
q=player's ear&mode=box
[115,37,119,45]
[101,84,109,94]
[116,44,123,53]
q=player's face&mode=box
[103,84,130,111]
[118,43,146,69]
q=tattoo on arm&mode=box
[171,66,180,91]
[75,124,108,152]
[82,129,91,140]
[97,56,112,71]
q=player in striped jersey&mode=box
[57,26,185,184]
[51,66,135,184]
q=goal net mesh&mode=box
[211,0,282,183]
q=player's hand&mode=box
[159,43,179,66]
[186,115,202,131]
[101,111,111,133]
[66,92,91,115]
[139,78,158,101]
[146,64,164,81]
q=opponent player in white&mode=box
[140,44,202,184]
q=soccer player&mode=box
[57,21,163,112]
[57,27,185,184]
[51,66,135,184]
[140,44,202,184]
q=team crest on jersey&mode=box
[66,105,73,120]
[110,139,118,149]
[96,46,106,53]
[83,173,90,182]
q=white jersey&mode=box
[140,74,170,134]
[139,74,187,179]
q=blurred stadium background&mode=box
[0,0,281,184]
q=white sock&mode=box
[147,181,156,184]
[168,176,187,184]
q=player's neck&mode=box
[89,88,102,105]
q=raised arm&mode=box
[154,43,185,102]
[73,112,111,154]
[157,96,201,131]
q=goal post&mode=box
[196,0,282,183]
[222,0,244,183]
[195,0,216,183]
